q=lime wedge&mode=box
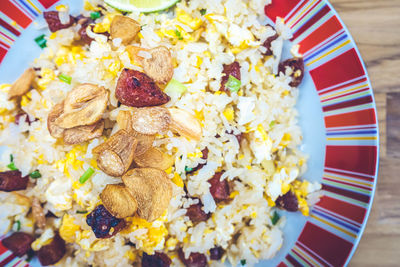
[104,0,180,13]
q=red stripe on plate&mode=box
[0,45,8,63]
[299,16,342,54]
[316,195,367,224]
[310,48,364,91]
[0,17,20,36]
[321,87,369,103]
[325,145,377,176]
[38,0,59,9]
[322,184,370,203]
[265,0,302,22]
[291,5,331,41]
[326,168,374,182]
[318,76,367,96]
[286,253,303,267]
[298,222,353,266]
[322,95,373,112]
[324,177,371,191]
[277,262,288,267]
[0,0,32,28]
[324,108,377,128]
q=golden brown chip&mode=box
[168,108,202,140]
[100,184,138,218]
[55,84,108,129]
[63,120,104,145]
[110,15,141,45]
[47,102,65,138]
[131,107,171,135]
[116,110,155,156]
[133,147,174,170]
[125,46,147,65]
[142,46,174,84]
[8,68,35,99]
[93,129,137,177]
[122,168,172,222]
[32,197,46,229]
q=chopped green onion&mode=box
[34,34,47,49]
[271,211,280,225]
[15,220,21,231]
[175,29,183,40]
[226,75,241,92]
[185,166,193,173]
[200,9,207,15]
[269,121,276,128]
[79,167,95,184]
[90,11,101,20]
[29,170,42,179]
[7,154,18,171]
[58,74,72,84]
[164,79,187,97]
[240,259,246,265]
[76,210,88,214]
[140,24,148,30]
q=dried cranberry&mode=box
[262,25,279,56]
[77,18,94,45]
[86,205,126,238]
[3,232,34,257]
[186,202,210,223]
[36,233,66,266]
[208,172,230,202]
[142,252,172,267]
[0,170,28,192]
[278,57,305,87]
[275,191,298,212]
[116,69,170,107]
[43,11,75,32]
[209,246,224,260]
[178,248,207,267]
[186,148,209,174]
[220,62,241,92]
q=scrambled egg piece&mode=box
[45,178,73,211]
[93,13,118,33]
[223,107,235,121]
[37,68,56,90]
[54,46,85,67]
[60,214,81,243]
[122,217,168,254]
[32,228,54,251]
[250,124,273,163]
[172,172,184,188]
[176,8,202,30]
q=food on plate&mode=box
[0,0,322,266]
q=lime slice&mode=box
[104,0,180,13]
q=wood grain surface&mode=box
[329,0,400,266]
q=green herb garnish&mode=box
[15,220,21,231]
[90,11,101,20]
[34,34,47,49]
[140,24,148,30]
[240,259,246,265]
[200,9,207,15]
[271,211,280,225]
[58,74,72,84]
[29,170,42,179]
[7,154,18,171]
[226,75,241,92]
[175,29,183,40]
[76,210,88,214]
[269,121,276,128]
[185,166,193,173]
[79,167,95,184]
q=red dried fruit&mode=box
[209,246,224,260]
[220,62,241,92]
[186,202,210,223]
[262,25,279,56]
[43,11,75,33]
[36,233,66,266]
[86,205,126,238]
[178,248,207,267]
[208,172,230,202]
[278,57,305,87]
[116,69,170,107]
[142,252,172,267]
[3,232,34,257]
[275,191,299,212]
[78,20,94,45]
[0,170,28,192]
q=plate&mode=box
[0,0,379,266]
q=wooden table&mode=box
[329,0,400,266]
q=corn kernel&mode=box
[281,182,291,194]
[223,107,234,121]
[172,172,184,187]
